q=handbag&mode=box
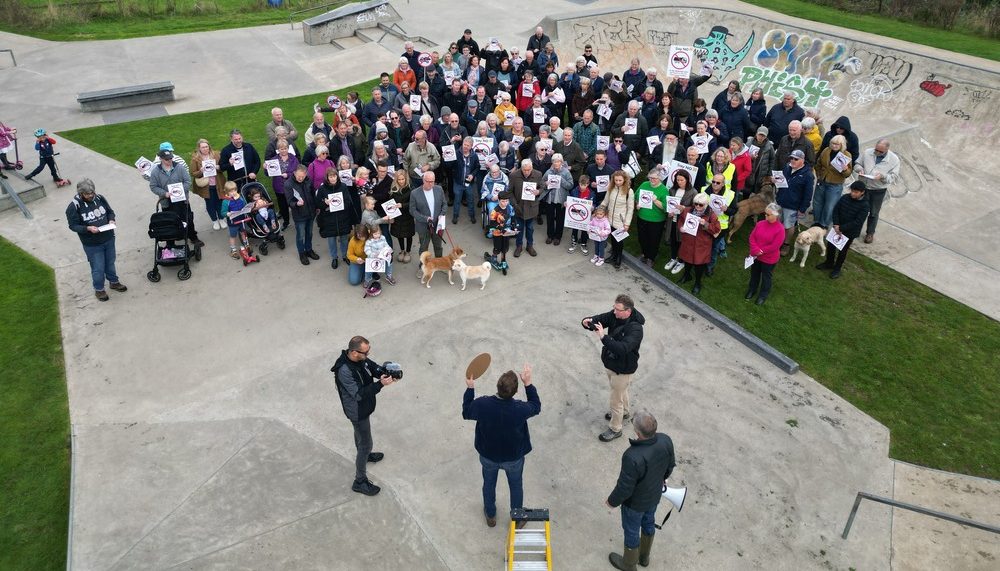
[194,176,209,188]
[623,150,641,179]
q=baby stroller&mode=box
[146,206,201,282]
[239,181,286,255]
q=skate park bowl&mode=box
[537,4,1000,320]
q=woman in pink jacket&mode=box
[746,203,785,305]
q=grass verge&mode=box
[624,226,999,479]
[744,0,1000,61]
[0,236,70,570]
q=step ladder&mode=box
[506,507,551,571]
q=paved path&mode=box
[1,2,997,569]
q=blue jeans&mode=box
[348,261,365,285]
[294,216,314,254]
[480,454,524,519]
[453,180,477,219]
[515,216,534,247]
[327,235,350,259]
[594,240,606,257]
[82,238,119,291]
[812,181,843,228]
[708,234,727,270]
[621,504,657,549]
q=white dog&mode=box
[452,259,491,290]
[789,225,827,267]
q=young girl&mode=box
[220,182,256,264]
[587,205,611,266]
[360,195,388,229]
[363,225,396,287]
[487,191,516,275]
[567,174,594,255]
[347,224,369,286]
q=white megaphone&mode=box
[656,485,687,529]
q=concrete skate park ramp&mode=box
[540,5,1000,319]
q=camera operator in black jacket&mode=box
[332,335,398,496]
[581,294,645,442]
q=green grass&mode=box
[0,0,351,41]
[624,226,999,479]
[0,236,70,570]
[745,0,1000,61]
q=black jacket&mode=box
[607,433,676,511]
[332,350,383,423]
[284,176,316,222]
[586,308,645,374]
[66,193,115,246]
[315,181,356,237]
[832,192,870,239]
[219,142,261,183]
[819,116,860,167]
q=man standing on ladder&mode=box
[605,411,676,571]
[462,364,541,528]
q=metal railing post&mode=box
[843,491,1000,540]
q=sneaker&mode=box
[670,261,685,274]
[580,245,589,255]
[231,249,240,259]
[590,255,599,263]
[212,220,221,231]
[109,282,127,292]
[367,452,384,463]
[567,241,577,253]
[595,257,605,267]
[219,218,228,228]
[95,290,109,302]
[598,429,622,442]
[385,275,396,285]
[664,258,677,271]
[352,478,381,496]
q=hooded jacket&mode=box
[66,193,115,246]
[820,116,860,166]
[587,308,646,374]
[832,191,871,239]
[332,350,383,423]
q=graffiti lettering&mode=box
[573,17,643,51]
[822,95,844,109]
[647,29,678,48]
[738,65,833,107]
[693,26,754,83]
[356,11,374,23]
[963,86,992,107]
[848,75,894,107]
[919,76,952,97]
[678,9,701,26]
[754,29,847,83]
[866,53,913,90]
[945,108,971,120]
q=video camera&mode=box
[371,361,404,380]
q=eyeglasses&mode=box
[353,349,369,356]
[712,181,724,185]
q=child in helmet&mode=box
[25,128,67,185]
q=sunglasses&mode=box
[614,139,623,142]
[712,181,724,185]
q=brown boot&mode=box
[609,546,639,571]
[638,532,654,567]
[779,229,795,256]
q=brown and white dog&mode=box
[419,247,465,287]
[452,258,491,290]
[789,225,827,267]
[727,179,777,243]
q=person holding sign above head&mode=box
[634,168,669,267]
[509,159,544,257]
[816,181,870,279]
[776,149,815,255]
[676,193,721,295]
[66,179,126,302]
[599,170,635,270]
[745,203,786,305]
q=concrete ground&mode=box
[0,1,997,569]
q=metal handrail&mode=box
[842,491,1000,539]
[0,48,15,67]
[287,0,351,29]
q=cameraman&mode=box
[581,294,645,442]
[332,335,398,496]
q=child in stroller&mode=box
[221,182,259,265]
[240,182,286,255]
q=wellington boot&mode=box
[638,532,654,567]
[609,546,639,571]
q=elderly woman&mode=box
[440,52,461,82]
[542,153,573,245]
[745,88,767,131]
[542,73,566,120]
[189,138,227,230]
[265,126,299,160]
[367,140,397,172]
[704,109,730,148]
[394,81,415,111]
[496,140,517,174]
[599,170,635,269]
[416,114,440,146]
[745,202,785,305]
[812,134,853,228]
[537,42,559,72]
[494,91,519,133]
[270,140,299,229]
[571,77,595,123]
[481,163,510,219]
[677,193,721,295]
[306,145,333,190]
[393,57,417,90]
[704,147,735,192]
[634,167,669,266]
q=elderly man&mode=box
[401,41,422,72]
[763,91,805,144]
[67,179,126,301]
[304,111,332,146]
[450,136,479,224]
[777,149,815,255]
[641,67,664,100]
[149,145,203,248]
[605,410,675,570]
[853,138,900,243]
[509,158,544,257]
[403,130,442,189]
[554,127,586,180]
[622,58,645,97]
[220,129,261,184]
[409,171,447,260]
[462,364,540,528]
[773,120,815,170]
[573,109,599,159]
[265,107,297,144]
[527,26,550,56]
[647,131,685,172]
[747,126,776,195]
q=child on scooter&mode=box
[25,128,67,186]
[221,182,257,264]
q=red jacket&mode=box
[678,207,720,265]
[515,80,541,112]
[732,150,751,192]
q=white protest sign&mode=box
[638,189,655,209]
[771,170,788,188]
[365,257,386,273]
[666,160,698,186]
[681,213,700,236]
[646,135,660,154]
[699,61,714,76]
[264,159,282,177]
[328,192,344,212]
[611,227,629,242]
[485,153,499,167]
[327,95,341,109]
[521,182,537,201]
[443,71,455,85]
[521,83,535,98]
[417,52,433,67]
[692,134,711,154]
[339,169,355,186]
[679,123,689,133]
[96,222,117,232]
[547,174,561,190]
[441,145,457,162]
[668,45,694,79]
[596,136,610,151]
[709,193,727,215]
[167,183,185,203]
[564,196,592,231]
[409,94,422,110]
[533,108,546,124]
[510,135,524,149]
[135,156,153,177]
[382,199,401,219]
[749,145,760,159]
[378,246,394,261]
[503,111,516,126]
[831,152,850,171]
[202,159,217,177]
[666,194,682,215]
[623,118,638,135]
[610,79,623,93]
[231,150,245,171]
[595,174,610,193]
[744,255,755,270]
[597,104,612,120]
[826,228,849,251]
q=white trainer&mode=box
[671,261,685,274]
[595,257,605,267]
[212,220,221,231]
[664,258,676,271]
[567,241,577,253]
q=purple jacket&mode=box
[270,154,299,195]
